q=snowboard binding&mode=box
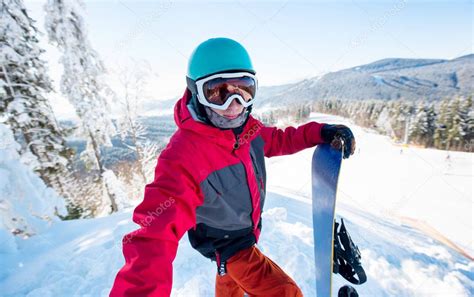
[333,218,367,285]
[338,285,359,297]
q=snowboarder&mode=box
[110,37,356,297]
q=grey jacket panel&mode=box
[197,162,253,231]
[196,135,268,231]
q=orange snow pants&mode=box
[215,245,303,297]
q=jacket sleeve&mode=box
[259,121,326,157]
[109,147,203,297]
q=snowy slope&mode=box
[1,114,472,296]
[267,113,473,257]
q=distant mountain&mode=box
[141,97,178,116]
[254,54,474,107]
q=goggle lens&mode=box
[202,76,256,105]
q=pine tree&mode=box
[0,0,74,202]
[389,101,404,141]
[44,0,120,214]
[461,96,473,151]
[408,103,426,145]
[408,102,437,146]
[447,97,469,150]
[369,101,384,128]
[303,104,311,119]
[424,104,437,147]
[434,99,450,149]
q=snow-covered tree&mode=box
[115,60,159,186]
[408,102,437,146]
[369,101,385,128]
[446,97,470,150]
[292,97,470,151]
[112,60,160,207]
[434,99,450,149]
[44,0,121,214]
[389,100,415,142]
[0,123,67,237]
[0,0,74,201]
[375,105,393,135]
[424,104,437,147]
[461,96,473,151]
[291,104,310,123]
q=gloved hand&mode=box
[321,124,356,159]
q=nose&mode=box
[229,97,241,108]
[226,97,243,113]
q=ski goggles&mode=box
[195,72,258,110]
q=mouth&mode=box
[223,114,240,119]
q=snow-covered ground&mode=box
[1,114,472,296]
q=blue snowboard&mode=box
[312,144,343,297]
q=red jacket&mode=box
[110,89,325,296]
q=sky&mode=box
[24,0,473,119]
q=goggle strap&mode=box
[186,76,198,94]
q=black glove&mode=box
[321,124,356,159]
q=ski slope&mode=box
[1,114,472,296]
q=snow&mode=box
[0,124,66,239]
[371,74,385,84]
[267,113,473,256]
[0,114,473,296]
[100,169,133,215]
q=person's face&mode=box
[210,84,248,119]
[211,98,245,119]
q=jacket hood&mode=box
[174,89,262,149]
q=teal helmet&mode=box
[187,37,255,81]
[186,37,256,128]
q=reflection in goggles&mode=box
[203,76,256,105]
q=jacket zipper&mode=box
[215,251,226,275]
[233,137,240,150]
